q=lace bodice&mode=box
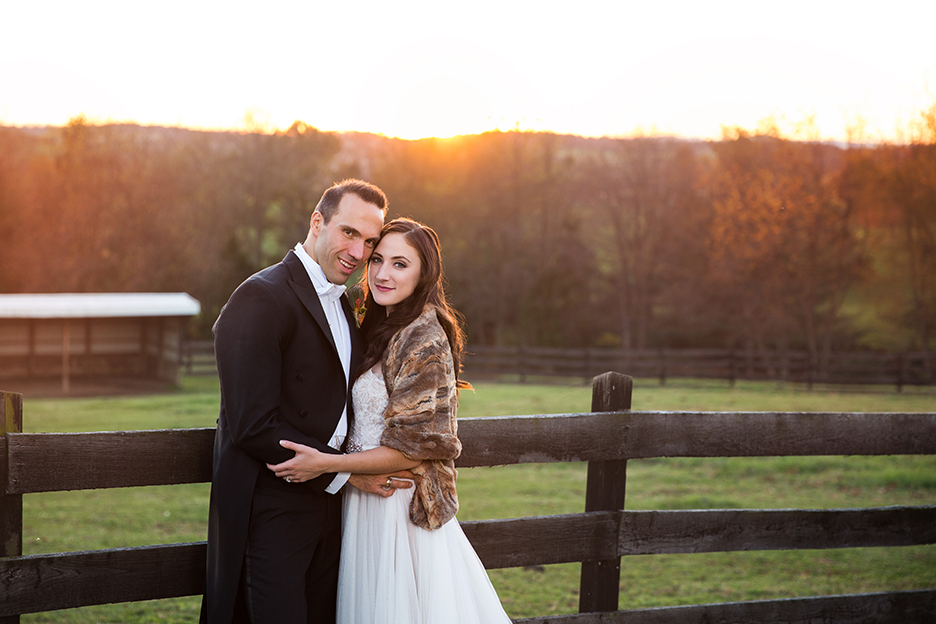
[347,367,389,453]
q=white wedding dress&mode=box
[336,367,512,624]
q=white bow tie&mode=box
[316,282,346,305]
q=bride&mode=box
[268,218,511,624]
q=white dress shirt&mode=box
[293,243,351,494]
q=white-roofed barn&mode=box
[0,293,201,393]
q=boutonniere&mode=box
[346,283,366,327]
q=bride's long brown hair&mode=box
[355,218,471,390]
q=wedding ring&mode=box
[285,476,291,483]
[385,478,393,487]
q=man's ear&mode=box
[309,211,324,237]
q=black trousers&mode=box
[241,469,343,624]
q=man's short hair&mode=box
[315,179,389,222]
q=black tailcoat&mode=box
[202,250,362,623]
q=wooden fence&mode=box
[182,341,936,389]
[181,340,217,376]
[466,346,936,389]
[1,373,935,622]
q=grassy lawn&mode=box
[10,375,936,622]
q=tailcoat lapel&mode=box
[283,251,339,356]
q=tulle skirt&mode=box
[336,482,511,624]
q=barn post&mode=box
[0,390,24,623]
[579,371,632,614]
[61,319,71,394]
[26,320,36,378]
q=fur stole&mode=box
[379,306,461,530]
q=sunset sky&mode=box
[2,0,934,142]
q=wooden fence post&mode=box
[728,348,737,388]
[1,390,24,624]
[896,353,905,393]
[579,372,632,614]
[519,345,527,384]
[583,347,592,383]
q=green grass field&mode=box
[11,376,936,623]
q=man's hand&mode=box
[348,471,416,498]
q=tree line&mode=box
[1,110,934,368]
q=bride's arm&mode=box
[266,439,420,483]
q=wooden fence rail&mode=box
[184,341,936,389]
[2,373,935,623]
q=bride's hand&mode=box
[266,440,331,483]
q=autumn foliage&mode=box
[1,109,934,361]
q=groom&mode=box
[202,179,409,623]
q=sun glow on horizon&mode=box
[378,75,498,140]
[344,39,543,141]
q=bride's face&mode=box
[368,232,422,315]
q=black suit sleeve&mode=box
[214,278,342,468]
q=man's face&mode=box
[308,194,384,285]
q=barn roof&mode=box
[0,293,201,319]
